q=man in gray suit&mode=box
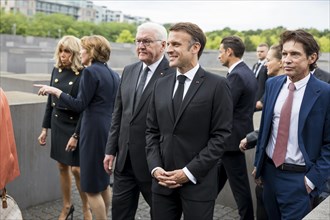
[103,22,174,220]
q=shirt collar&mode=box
[286,73,310,91]
[176,63,200,81]
[228,60,243,73]
[143,55,164,73]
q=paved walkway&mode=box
[21,183,239,220]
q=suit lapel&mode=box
[268,76,286,115]
[262,76,286,143]
[130,63,143,114]
[174,67,205,125]
[168,74,177,123]
[133,58,171,117]
[298,76,321,134]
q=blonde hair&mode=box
[54,35,83,72]
[80,35,111,63]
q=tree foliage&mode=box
[0,11,329,52]
[116,30,135,43]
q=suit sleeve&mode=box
[246,130,259,149]
[105,69,125,155]
[186,78,233,179]
[145,81,164,171]
[42,68,55,128]
[306,88,330,190]
[58,68,97,112]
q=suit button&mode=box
[70,117,73,120]
[55,114,58,117]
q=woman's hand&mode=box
[34,84,62,98]
[65,137,78,152]
[38,128,47,146]
[103,155,115,175]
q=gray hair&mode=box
[137,22,167,41]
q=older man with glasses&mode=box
[103,22,175,220]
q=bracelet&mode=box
[72,133,79,139]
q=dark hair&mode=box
[279,29,319,70]
[221,36,245,58]
[169,22,206,59]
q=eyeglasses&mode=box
[135,39,162,47]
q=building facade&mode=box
[0,0,149,24]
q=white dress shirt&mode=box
[266,74,314,189]
[138,55,164,90]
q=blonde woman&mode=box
[36,35,120,219]
[37,36,92,220]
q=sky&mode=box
[92,0,330,32]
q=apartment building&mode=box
[0,0,149,24]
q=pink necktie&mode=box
[272,82,296,167]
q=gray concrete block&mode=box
[0,72,51,93]
[5,91,61,209]
[303,196,330,219]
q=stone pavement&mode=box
[21,183,239,220]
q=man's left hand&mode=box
[157,169,189,189]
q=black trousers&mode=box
[111,154,152,220]
[217,151,254,220]
[152,191,215,220]
[256,185,268,220]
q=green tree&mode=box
[116,29,134,43]
[0,11,28,35]
[1,11,329,52]
[244,36,255,51]
[317,35,330,52]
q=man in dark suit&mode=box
[145,22,232,220]
[252,43,269,111]
[217,36,257,220]
[313,67,330,83]
[103,22,174,220]
[253,29,330,219]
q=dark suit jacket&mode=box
[252,63,268,102]
[105,57,174,182]
[146,66,233,201]
[59,61,120,193]
[254,74,330,194]
[225,62,258,151]
[314,68,330,83]
[246,130,259,149]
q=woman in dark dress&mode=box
[36,35,120,219]
[37,35,92,220]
